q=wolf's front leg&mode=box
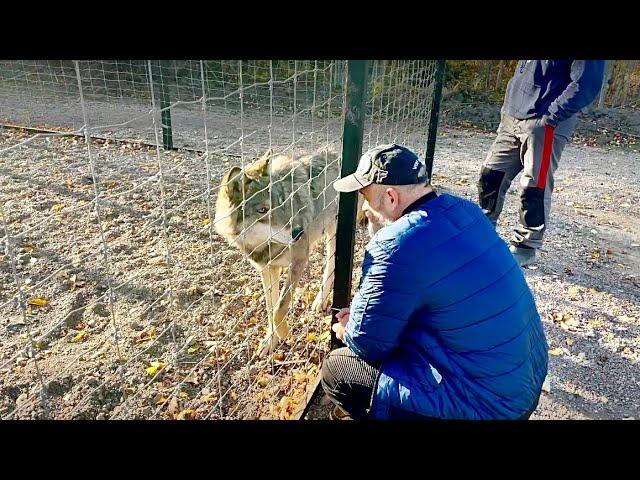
[257,264,282,358]
[257,244,309,358]
[312,230,336,313]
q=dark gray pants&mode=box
[321,347,380,420]
[478,113,576,249]
[321,347,538,420]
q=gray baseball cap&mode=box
[333,144,428,193]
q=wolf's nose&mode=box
[292,226,304,241]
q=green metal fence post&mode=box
[330,60,369,350]
[424,59,445,183]
[152,60,174,151]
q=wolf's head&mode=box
[214,149,297,250]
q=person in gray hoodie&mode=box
[478,60,605,266]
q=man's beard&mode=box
[365,209,392,238]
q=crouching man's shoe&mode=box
[509,245,537,267]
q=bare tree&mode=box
[495,60,505,90]
[598,60,614,109]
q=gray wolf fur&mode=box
[215,148,362,357]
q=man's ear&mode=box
[385,187,399,206]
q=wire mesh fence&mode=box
[0,59,441,419]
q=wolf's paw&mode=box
[255,333,281,359]
[311,291,331,313]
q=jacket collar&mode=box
[402,189,438,216]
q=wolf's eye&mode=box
[257,207,269,215]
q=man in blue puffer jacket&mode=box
[321,143,548,420]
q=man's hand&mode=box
[332,307,350,342]
[335,307,350,325]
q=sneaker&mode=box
[329,405,352,420]
[509,245,537,267]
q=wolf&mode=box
[215,148,358,357]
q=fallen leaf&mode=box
[202,218,210,226]
[74,322,86,330]
[51,203,63,213]
[565,338,575,346]
[134,326,157,344]
[202,393,218,403]
[166,397,179,417]
[303,290,315,305]
[184,372,199,385]
[72,331,88,342]
[176,409,196,420]
[178,391,189,398]
[549,348,564,356]
[187,344,200,354]
[27,297,48,307]
[319,331,331,342]
[568,286,580,296]
[273,352,284,361]
[306,333,317,342]
[208,327,225,338]
[617,315,635,323]
[146,361,166,376]
[257,377,270,387]
[154,396,167,405]
[571,202,592,210]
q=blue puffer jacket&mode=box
[343,192,548,420]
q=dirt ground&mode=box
[2,99,639,420]
[0,127,342,420]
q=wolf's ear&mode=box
[221,166,243,202]
[245,148,273,180]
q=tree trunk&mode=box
[483,61,492,90]
[620,60,636,107]
[495,60,505,90]
[598,60,614,109]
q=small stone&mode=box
[16,393,28,405]
[44,380,65,396]
[149,255,165,266]
[541,375,552,393]
[130,321,144,331]
[86,376,100,387]
[96,413,106,420]
[92,303,110,318]
[8,319,26,329]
